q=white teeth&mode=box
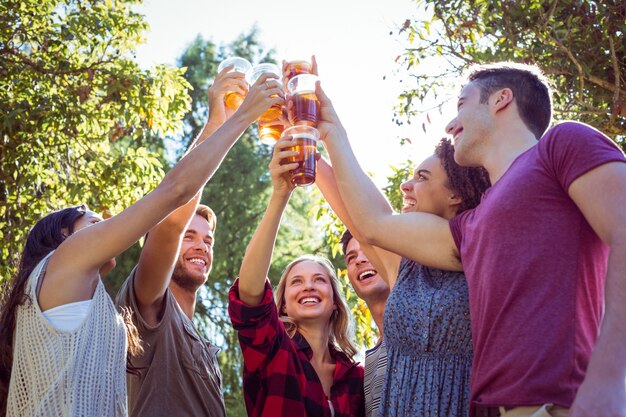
[188,258,206,265]
[358,271,376,281]
[403,199,416,206]
[300,297,319,304]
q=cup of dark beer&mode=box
[284,59,312,84]
[287,74,319,127]
[247,63,284,145]
[281,125,319,186]
[217,57,252,110]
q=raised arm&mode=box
[315,82,461,271]
[568,161,626,417]
[132,68,246,324]
[316,157,401,287]
[237,139,298,306]
[39,73,284,310]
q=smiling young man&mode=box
[114,69,251,417]
[317,62,626,417]
[340,229,389,417]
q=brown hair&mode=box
[466,61,552,140]
[195,204,216,232]
[274,255,358,361]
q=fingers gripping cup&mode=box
[247,63,284,145]
[282,125,319,186]
[217,57,252,110]
[287,74,319,127]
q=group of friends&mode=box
[0,56,625,417]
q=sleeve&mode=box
[115,266,170,334]
[228,278,288,373]
[449,210,471,260]
[540,121,626,191]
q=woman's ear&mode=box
[449,193,462,208]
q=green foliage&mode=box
[395,0,625,148]
[0,0,191,283]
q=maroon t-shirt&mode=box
[449,121,626,412]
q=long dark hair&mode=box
[0,205,87,413]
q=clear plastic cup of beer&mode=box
[287,74,319,127]
[247,63,284,145]
[217,57,252,110]
[284,59,313,84]
[281,125,319,186]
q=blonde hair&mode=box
[274,254,358,361]
[195,204,216,232]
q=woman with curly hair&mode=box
[228,139,364,417]
[315,129,490,417]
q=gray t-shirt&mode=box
[364,338,387,417]
[116,268,226,417]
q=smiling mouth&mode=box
[299,297,320,305]
[187,258,207,267]
[358,270,377,281]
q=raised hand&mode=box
[269,138,299,197]
[208,65,248,125]
[236,73,284,123]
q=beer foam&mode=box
[291,133,317,142]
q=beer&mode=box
[284,60,312,83]
[258,106,284,145]
[281,125,319,187]
[217,57,252,110]
[287,74,319,127]
[292,92,319,126]
[224,92,245,110]
[247,63,283,145]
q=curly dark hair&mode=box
[434,138,491,214]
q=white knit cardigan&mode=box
[7,252,128,416]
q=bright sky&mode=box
[135,0,458,185]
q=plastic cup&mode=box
[281,125,319,186]
[287,74,319,127]
[217,57,252,110]
[247,63,284,145]
[284,59,312,84]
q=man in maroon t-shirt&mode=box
[316,61,626,417]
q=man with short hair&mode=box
[116,67,252,417]
[317,62,626,417]
[339,229,389,417]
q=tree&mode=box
[394,0,625,148]
[0,0,191,283]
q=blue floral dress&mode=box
[379,258,472,417]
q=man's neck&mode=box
[484,127,538,184]
[169,283,197,320]
[367,299,386,339]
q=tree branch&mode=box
[550,28,585,103]
[608,35,620,121]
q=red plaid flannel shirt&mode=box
[228,278,365,417]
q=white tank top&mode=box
[42,300,92,332]
[6,252,129,416]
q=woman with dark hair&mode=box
[315,131,490,416]
[228,141,364,417]
[0,72,282,417]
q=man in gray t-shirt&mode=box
[115,70,245,417]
